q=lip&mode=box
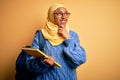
[60,20,67,23]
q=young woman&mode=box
[26,3,86,80]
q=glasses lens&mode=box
[54,12,71,17]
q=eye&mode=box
[54,13,62,15]
[54,12,71,18]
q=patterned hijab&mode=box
[41,3,69,46]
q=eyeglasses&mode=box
[54,12,71,18]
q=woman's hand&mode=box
[58,25,71,39]
[43,56,55,66]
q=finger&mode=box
[43,58,54,66]
[58,29,62,33]
[43,58,48,62]
[49,56,54,61]
[58,28,62,30]
[58,25,64,28]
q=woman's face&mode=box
[54,7,70,27]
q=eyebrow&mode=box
[54,11,68,13]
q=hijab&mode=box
[41,3,69,46]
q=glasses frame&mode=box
[54,12,71,18]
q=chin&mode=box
[60,22,67,25]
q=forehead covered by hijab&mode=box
[47,3,64,23]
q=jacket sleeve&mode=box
[63,31,86,69]
[26,31,51,74]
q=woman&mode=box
[26,3,86,80]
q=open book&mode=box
[22,47,61,67]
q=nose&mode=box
[61,14,66,19]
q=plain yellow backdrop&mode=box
[0,0,120,80]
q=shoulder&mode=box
[35,30,42,34]
[34,30,43,37]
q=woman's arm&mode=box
[26,56,51,74]
[26,31,52,74]
[63,31,86,69]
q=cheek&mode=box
[54,17,61,25]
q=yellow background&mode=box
[0,0,120,80]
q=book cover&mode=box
[22,47,61,67]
